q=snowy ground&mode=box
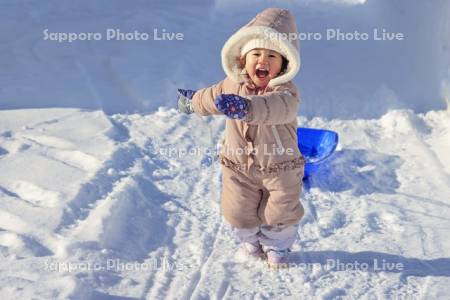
[0,107,449,299]
[1,0,450,299]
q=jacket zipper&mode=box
[271,125,285,154]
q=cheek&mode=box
[244,63,252,74]
[245,61,256,74]
[270,66,282,76]
[272,60,283,74]
[246,57,255,66]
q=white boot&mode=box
[266,249,290,268]
[259,224,298,268]
[235,241,265,262]
[232,226,265,262]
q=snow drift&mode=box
[1,0,449,118]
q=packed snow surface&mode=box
[1,0,450,298]
[0,107,449,298]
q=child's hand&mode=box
[214,94,249,120]
[177,89,196,114]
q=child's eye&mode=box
[252,53,260,56]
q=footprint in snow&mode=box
[0,231,53,258]
[9,181,62,208]
[318,210,347,237]
[0,147,8,157]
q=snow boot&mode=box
[266,249,291,269]
[235,242,265,262]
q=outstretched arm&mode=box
[191,79,228,116]
[245,83,300,125]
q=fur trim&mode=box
[221,26,300,87]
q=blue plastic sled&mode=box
[297,127,339,179]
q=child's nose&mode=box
[258,54,269,64]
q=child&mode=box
[177,8,305,268]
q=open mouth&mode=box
[256,68,269,79]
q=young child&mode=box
[177,8,305,268]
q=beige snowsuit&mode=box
[192,8,305,229]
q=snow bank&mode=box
[1,0,449,118]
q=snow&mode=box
[1,107,449,298]
[1,0,450,117]
[1,0,450,299]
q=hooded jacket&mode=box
[192,8,304,175]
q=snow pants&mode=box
[220,163,304,229]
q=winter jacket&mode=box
[192,77,304,175]
[192,8,304,175]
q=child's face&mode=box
[242,48,283,88]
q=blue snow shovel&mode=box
[296,127,339,179]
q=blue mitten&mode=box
[177,89,196,114]
[214,94,249,120]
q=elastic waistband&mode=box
[219,155,305,176]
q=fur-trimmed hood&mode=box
[221,8,300,87]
